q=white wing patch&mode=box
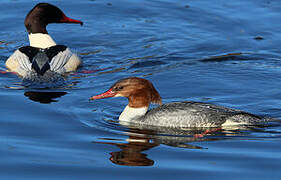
[14,50,32,71]
[49,48,73,74]
[6,50,33,77]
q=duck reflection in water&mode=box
[24,91,67,103]
[93,127,224,166]
[98,130,157,166]
[93,121,275,167]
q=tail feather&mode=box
[31,51,50,76]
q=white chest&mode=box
[119,105,148,122]
[28,33,56,48]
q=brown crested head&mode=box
[24,3,83,34]
[89,77,162,108]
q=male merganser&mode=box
[5,3,83,79]
[89,77,268,128]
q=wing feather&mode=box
[14,50,32,71]
[49,48,73,73]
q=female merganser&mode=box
[5,3,83,79]
[89,77,268,128]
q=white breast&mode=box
[28,33,56,48]
[119,105,148,122]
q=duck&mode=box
[89,77,269,128]
[5,3,83,79]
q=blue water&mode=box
[1,0,281,179]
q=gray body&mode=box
[129,101,266,128]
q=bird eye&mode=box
[114,86,123,91]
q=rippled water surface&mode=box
[1,0,281,179]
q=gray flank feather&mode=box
[49,48,72,73]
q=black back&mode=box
[19,45,67,63]
[45,45,67,61]
[19,46,39,61]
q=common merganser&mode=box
[5,3,83,79]
[89,77,268,128]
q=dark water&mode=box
[1,0,281,179]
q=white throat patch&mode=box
[119,105,148,122]
[28,33,56,48]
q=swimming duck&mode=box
[5,3,83,78]
[89,77,267,128]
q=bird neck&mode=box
[28,33,57,49]
[119,105,148,122]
